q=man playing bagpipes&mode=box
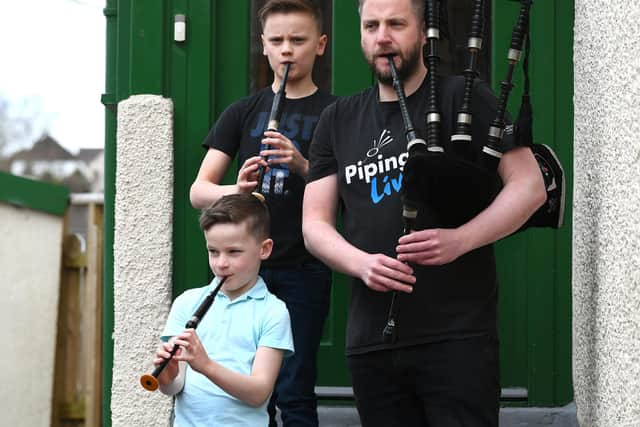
[303,0,546,425]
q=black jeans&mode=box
[261,260,332,427]
[347,335,500,427]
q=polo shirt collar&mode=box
[211,275,268,303]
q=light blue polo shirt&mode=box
[161,276,293,427]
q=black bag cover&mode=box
[524,143,565,228]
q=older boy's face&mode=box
[204,222,272,300]
[261,11,327,84]
[360,0,424,84]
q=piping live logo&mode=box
[344,129,408,204]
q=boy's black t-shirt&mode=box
[203,87,336,267]
[308,75,517,355]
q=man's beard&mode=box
[368,43,422,85]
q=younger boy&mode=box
[154,193,294,426]
[190,1,335,425]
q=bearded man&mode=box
[302,0,545,425]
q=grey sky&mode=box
[0,0,105,154]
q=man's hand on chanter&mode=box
[358,253,416,293]
[396,228,467,266]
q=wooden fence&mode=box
[52,194,104,427]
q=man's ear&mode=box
[260,238,274,260]
[261,34,267,55]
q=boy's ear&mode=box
[316,34,328,56]
[261,34,267,56]
[260,238,274,260]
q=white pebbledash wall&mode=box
[0,203,64,426]
[111,95,175,426]
[573,1,640,425]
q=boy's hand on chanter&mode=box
[172,329,211,374]
[261,131,308,177]
[154,339,180,381]
[237,156,267,193]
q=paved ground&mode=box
[318,406,360,427]
[315,402,579,427]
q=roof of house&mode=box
[62,169,91,193]
[77,148,103,164]
[11,134,75,162]
[0,157,10,172]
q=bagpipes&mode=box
[383,0,565,342]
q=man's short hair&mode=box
[259,0,323,33]
[356,0,425,21]
[199,193,270,241]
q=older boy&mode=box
[190,1,335,425]
[154,193,293,426]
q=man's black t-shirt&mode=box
[308,75,517,355]
[203,87,336,267]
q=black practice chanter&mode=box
[256,62,291,194]
[140,276,227,392]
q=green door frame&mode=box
[492,0,574,406]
